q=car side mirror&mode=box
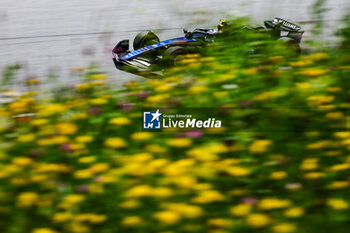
[183,29,188,34]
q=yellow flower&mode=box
[88,184,105,194]
[11,177,28,186]
[225,166,250,177]
[17,192,39,207]
[334,132,350,139]
[207,218,231,227]
[326,151,342,156]
[52,212,73,222]
[38,104,66,117]
[74,169,93,179]
[167,138,192,147]
[9,100,28,112]
[131,132,153,141]
[245,213,271,228]
[145,144,167,153]
[214,73,236,83]
[306,140,331,150]
[328,181,349,189]
[330,163,350,171]
[63,194,85,204]
[90,163,109,173]
[302,157,318,163]
[124,81,139,87]
[301,159,318,170]
[88,214,107,224]
[258,198,291,210]
[341,139,350,146]
[12,157,32,166]
[309,53,329,61]
[25,79,40,84]
[304,172,325,179]
[272,223,297,233]
[229,204,252,216]
[243,68,258,75]
[35,163,69,173]
[325,112,345,120]
[74,213,107,223]
[188,150,218,161]
[109,117,131,126]
[172,176,197,188]
[154,211,180,224]
[165,203,203,218]
[326,87,342,92]
[289,60,313,67]
[268,55,284,63]
[56,123,78,135]
[91,81,105,86]
[128,152,153,163]
[187,147,218,161]
[147,158,169,170]
[249,140,272,154]
[299,68,328,77]
[126,185,153,197]
[152,187,174,197]
[295,82,312,89]
[155,85,174,92]
[71,112,87,120]
[75,83,91,90]
[206,143,228,153]
[146,94,169,103]
[89,98,108,105]
[18,134,36,142]
[120,200,140,209]
[105,137,127,148]
[181,57,199,64]
[122,216,143,226]
[52,136,69,144]
[284,207,305,218]
[269,171,287,180]
[327,198,349,210]
[188,85,208,94]
[30,174,49,183]
[307,95,334,105]
[67,222,90,233]
[89,74,108,79]
[78,156,96,164]
[75,135,94,143]
[254,91,278,101]
[95,175,117,184]
[31,228,59,233]
[162,164,188,177]
[192,190,225,203]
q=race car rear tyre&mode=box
[133,31,160,50]
[163,46,189,67]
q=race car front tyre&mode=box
[163,46,189,67]
[133,31,160,50]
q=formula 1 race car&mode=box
[112,18,303,78]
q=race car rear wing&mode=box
[265,17,301,32]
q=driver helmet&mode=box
[218,19,229,31]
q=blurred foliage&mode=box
[0,16,350,233]
[310,0,329,37]
[339,14,350,49]
[1,64,21,87]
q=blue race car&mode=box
[112,28,216,78]
[112,18,303,78]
